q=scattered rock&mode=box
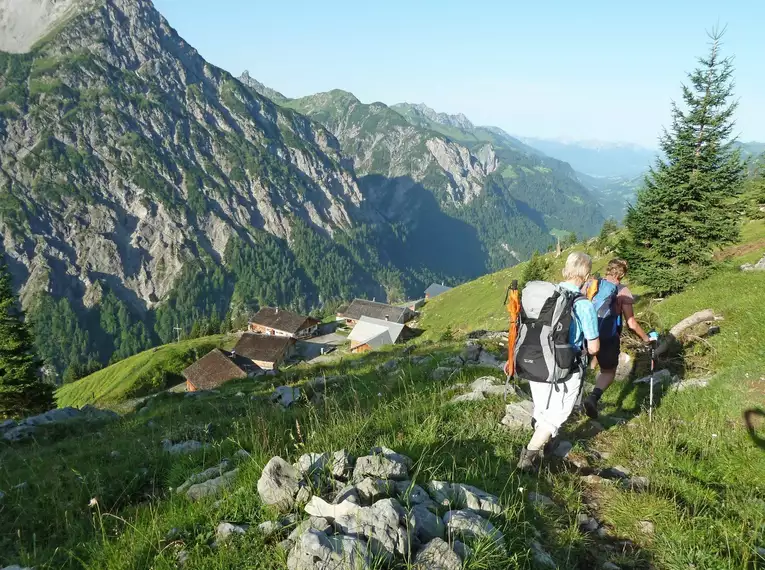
[294,452,329,476]
[2,425,37,442]
[603,562,621,570]
[622,476,650,492]
[577,514,599,533]
[450,391,485,403]
[177,460,231,494]
[442,356,465,367]
[636,520,655,535]
[600,465,630,480]
[257,520,284,538]
[235,449,251,460]
[530,540,556,568]
[186,469,239,501]
[580,474,609,486]
[414,537,462,570]
[177,550,190,567]
[408,503,446,543]
[354,452,410,481]
[461,343,482,362]
[633,368,672,386]
[287,529,373,570]
[257,457,303,512]
[162,440,205,455]
[614,352,634,381]
[451,484,502,517]
[329,449,354,480]
[740,254,765,271]
[566,454,590,470]
[271,386,301,408]
[109,450,120,459]
[671,377,711,391]
[305,497,360,520]
[333,484,361,505]
[528,492,554,507]
[500,400,534,430]
[333,498,409,558]
[377,359,401,373]
[394,481,432,507]
[216,522,249,542]
[432,367,456,381]
[355,477,395,505]
[371,446,414,468]
[552,440,573,458]
[277,539,293,553]
[443,509,505,549]
[287,516,332,541]
[1,565,33,570]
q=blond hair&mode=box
[562,251,592,282]
[606,258,628,280]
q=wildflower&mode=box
[377,393,382,397]
[88,497,98,508]
[518,487,525,493]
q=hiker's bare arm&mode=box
[623,303,650,343]
[586,338,600,355]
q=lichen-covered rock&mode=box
[353,451,410,481]
[408,503,446,543]
[287,517,332,542]
[394,481,433,507]
[162,440,205,455]
[333,498,409,559]
[177,460,231,494]
[257,457,303,511]
[426,481,501,517]
[414,537,462,570]
[354,478,395,505]
[329,449,354,480]
[294,452,329,476]
[500,400,534,430]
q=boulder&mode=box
[461,343,482,362]
[500,400,534,430]
[370,446,413,468]
[333,498,410,558]
[257,457,303,511]
[162,440,205,455]
[633,369,672,386]
[414,537,462,570]
[333,484,361,505]
[271,386,301,408]
[622,476,650,492]
[577,514,599,532]
[186,469,239,501]
[287,529,373,570]
[354,477,395,505]
[329,449,354,480]
[287,516,332,542]
[443,509,505,549]
[2,425,37,442]
[177,460,231,494]
[452,540,471,561]
[294,452,329,476]
[603,563,622,570]
[354,454,409,481]
[528,492,554,507]
[426,481,501,517]
[408,503,446,543]
[216,522,248,542]
[394,481,432,507]
[305,497,360,521]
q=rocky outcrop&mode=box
[1,405,119,442]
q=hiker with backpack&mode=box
[582,258,655,419]
[510,252,600,471]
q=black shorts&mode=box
[597,335,621,370]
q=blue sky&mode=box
[155,0,765,147]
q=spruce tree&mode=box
[622,30,745,293]
[0,264,54,418]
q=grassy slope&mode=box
[1,223,763,569]
[56,335,235,409]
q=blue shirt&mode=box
[558,282,599,347]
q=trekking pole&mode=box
[648,331,659,422]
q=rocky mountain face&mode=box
[281,89,605,268]
[0,0,370,311]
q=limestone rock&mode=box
[577,514,599,532]
[394,481,432,507]
[414,537,462,570]
[622,476,650,492]
[177,460,231,494]
[432,367,456,381]
[333,484,361,505]
[530,540,556,568]
[257,520,284,538]
[452,540,471,561]
[216,522,248,542]
[354,477,395,505]
[354,453,409,481]
[305,497,360,521]
[427,481,501,516]
[287,529,373,570]
[370,446,414,468]
[636,520,655,535]
[443,509,504,550]
[461,343,482,362]
[287,516,332,542]
[186,469,239,501]
[408,503,446,543]
[329,449,354,480]
[257,457,303,511]
[294,452,330,476]
[333,498,409,558]
[528,492,554,507]
[500,400,534,430]
[450,391,485,403]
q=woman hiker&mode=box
[517,252,600,471]
[582,258,653,419]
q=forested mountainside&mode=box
[0,0,610,381]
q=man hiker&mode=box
[582,258,652,419]
[516,252,600,471]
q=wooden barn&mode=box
[182,349,260,392]
[248,307,319,339]
[233,333,296,370]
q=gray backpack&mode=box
[514,281,587,383]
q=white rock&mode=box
[414,537,462,570]
[287,529,373,570]
[271,386,301,408]
[257,520,283,538]
[177,460,231,494]
[408,503,446,543]
[530,540,556,568]
[287,516,332,541]
[333,498,409,558]
[528,492,555,507]
[450,391,485,403]
[186,469,239,501]
[216,522,248,542]
[328,449,354,479]
[305,496,360,521]
[443,509,505,550]
[294,452,329,476]
[354,477,395,505]
[162,440,205,455]
[354,454,409,481]
[500,400,534,430]
[257,457,303,511]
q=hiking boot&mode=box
[583,394,599,419]
[517,448,543,472]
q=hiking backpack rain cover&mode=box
[514,281,586,383]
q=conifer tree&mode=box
[0,264,54,418]
[621,30,745,293]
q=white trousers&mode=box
[528,371,584,438]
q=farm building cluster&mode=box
[181,283,452,391]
